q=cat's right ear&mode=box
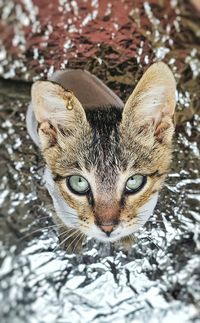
[31,81,87,148]
[122,62,176,143]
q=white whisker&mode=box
[18,223,64,242]
[58,227,75,238]
[66,230,82,253]
[72,232,84,253]
[54,229,79,252]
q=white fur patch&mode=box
[43,167,79,228]
[26,103,41,147]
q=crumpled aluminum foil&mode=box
[0,80,200,323]
[0,1,200,322]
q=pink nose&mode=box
[100,225,114,236]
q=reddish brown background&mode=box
[0,0,200,122]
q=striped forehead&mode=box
[85,107,122,185]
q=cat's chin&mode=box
[85,225,142,243]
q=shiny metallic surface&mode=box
[0,1,200,322]
[0,83,200,323]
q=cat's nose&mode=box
[99,224,115,236]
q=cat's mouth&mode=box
[83,221,143,242]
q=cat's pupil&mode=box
[126,175,146,193]
[130,177,136,183]
[68,175,89,194]
[78,178,86,188]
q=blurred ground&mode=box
[0,1,200,323]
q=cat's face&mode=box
[31,62,176,243]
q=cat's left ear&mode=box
[122,62,176,142]
[31,80,87,148]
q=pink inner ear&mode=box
[123,63,176,128]
[154,118,174,142]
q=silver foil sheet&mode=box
[0,1,200,322]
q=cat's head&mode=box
[31,62,176,243]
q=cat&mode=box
[26,62,176,249]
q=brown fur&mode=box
[43,122,172,227]
[31,62,176,248]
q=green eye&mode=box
[67,175,90,194]
[125,175,146,193]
